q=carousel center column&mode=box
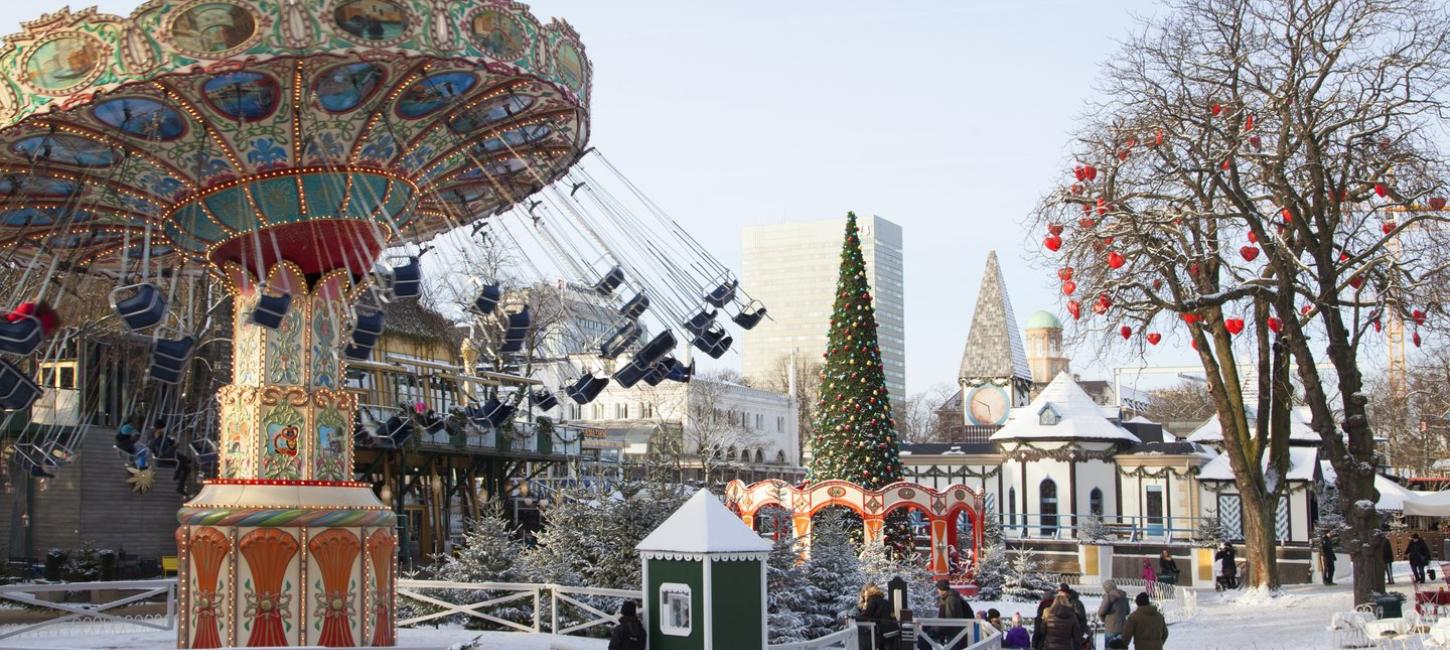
[175,259,396,649]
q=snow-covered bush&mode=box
[804,509,864,638]
[1001,548,1053,603]
[1077,515,1111,543]
[766,534,818,644]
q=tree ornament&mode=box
[1413,331,1422,347]
[1243,114,1254,131]
[1153,129,1164,146]
[1066,300,1082,320]
[1281,208,1293,223]
[1247,231,1257,244]
[1266,316,1283,334]
[1182,313,1199,324]
[1349,275,1364,290]
[1062,280,1077,296]
[1079,217,1097,229]
[1430,197,1447,211]
[1044,235,1063,252]
[1092,294,1112,315]
[1107,251,1125,269]
[1083,165,1098,181]
[1146,332,1161,346]
[1048,223,1064,236]
[1412,309,1427,326]
[1301,304,1313,317]
[1374,183,1389,198]
[1248,135,1262,149]
[1057,267,1074,281]
[1225,317,1245,335]
[1210,103,1222,116]
[1382,221,1395,235]
[1240,246,1259,261]
[1119,325,1132,339]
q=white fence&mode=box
[0,579,176,641]
[770,626,859,649]
[395,579,642,636]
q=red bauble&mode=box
[1119,325,1132,339]
[1066,300,1082,320]
[1062,280,1077,296]
[1266,316,1283,334]
[1375,183,1389,198]
[1430,197,1447,211]
[1413,331,1422,347]
[1107,251,1125,269]
[1057,267,1074,281]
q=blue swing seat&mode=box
[530,389,559,412]
[0,359,39,410]
[613,358,650,389]
[704,279,738,308]
[472,283,502,315]
[149,335,196,384]
[633,331,676,368]
[0,317,41,356]
[389,257,422,299]
[732,305,767,330]
[691,323,733,359]
[499,306,532,353]
[351,309,385,348]
[684,308,717,336]
[592,266,625,296]
[619,292,650,320]
[566,373,609,404]
[110,283,168,331]
[481,398,515,428]
[666,357,695,383]
[344,343,374,361]
[251,293,292,329]
[599,322,642,359]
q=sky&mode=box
[0,0,1397,398]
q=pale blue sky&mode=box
[3,0,1302,397]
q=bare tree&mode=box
[1368,348,1450,475]
[1029,0,1450,599]
[1143,381,1216,426]
[760,354,820,465]
[900,383,956,444]
[634,369,765,486]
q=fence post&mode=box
[166,580,177,630]
[551,587,558,635]
[532,586,541,633]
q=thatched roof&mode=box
[382,299,462,347]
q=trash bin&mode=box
[1376,595,1403,619]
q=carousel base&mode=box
[175,481,398,648]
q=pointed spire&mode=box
[959,251,1032,383]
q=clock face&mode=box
[967,385,1010,426]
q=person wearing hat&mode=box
[608,600,646,650]
[919,579,973,649]
[1119,592,1168,650]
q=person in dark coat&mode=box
[1097,580,1130,647]
[1039,593,1085,650]
[857,583,897,650]
[1065,588,1090,649]
[1157,551,1179,586]
[1214,542,1238,589]
[1408,533,1433,583]
[1120,592,1168,650]
[608,600,645,650]
[1033,591,1056,650]
[1320,533,1337,586]
[920,579,972,649]
[1382,536,1396,585]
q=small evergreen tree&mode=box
[858,538,936,616]
[1001,549,1052,603]
[1195,515,1227,548]
[973,542,1009,601]
[809,213,902,489]
[803,510,864,638]
[431,503,530,628]
[1077,515,1111,543]
[766,534,817,644]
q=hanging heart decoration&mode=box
[1067,300,1082,320]
[1225,318,1245,335]
[1430,197,1447,211]
[1375,183,1389,198]
[1058,267,1074,281]
[1210,103,1223,116]
[1281,208,1293,223]
[1107,251,1126,269]
[1083,165,1098,181]
[1146,332,1162,345]
[1048,223,1065,236]
[1301,304,1313,317]
[1120,325,1132,339]
[1373,319,1383,333]
[1383,221,1396,235]
[1266,316,1283,334]
[1412,309,1427,326]
[1247,231,1258,244]
[1093,294,1112,314]
[1062,280,1077,296]
[1413,331,1422,347]
[1153,129,1164,146]
[1080,218,1097,229]
[1243,114,1255,131]
[1240,246,1260,261]
[1249,135,1262,150]
[1182,313,1199,324]
[1073,166,1087,181]
[1349,276,1364,290]
[1044,235,1063,252]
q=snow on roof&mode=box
[1186,406,1320,444]
[1372,475,1433,512]
[1404,490,1450,518]
[989,372,1141,443]
[1198,446,1320,482]
[1126,415,1157,425]
[636,489,771,554]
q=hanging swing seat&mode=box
[633,330,676,368]
[383,413,413,446]
[110,283,168,331]
[481,398,515,428]
[666,357,695,383]
[250,292,292,329]
[149,333,196,384]
[387,257,422,299]
[566,373,609,404]
[684,308,718,336]
[592,265,626,297]
[529,389,559,412]
[0,315,42,356]
[599,321,642,359]
[640,360,669,386]
[704,278,739,308]
[499,305,532,353]
[0,359,40,410]
[691,323,733,359]
[344,342,374,361]
[613,358,649,389]
[471,283,503,316]
[732,302,768,330]
[351,309,385,348]
[619,291,649,320]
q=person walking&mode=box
[857,583,897,650]
[1382,536,1396,585]
[1120,592,1168,650]
[1320,532,1337,586]
[1408,533,1432,584]
[1140,559,1157,592]
[1097,580,1130,648]
[1038,593,1085,650]
[1214,542,1237,590]
[920,579,972,650]
[608,601,646,650]
[1064,587,1091,649]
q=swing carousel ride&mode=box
[0,0,764,646]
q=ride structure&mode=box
[0,0,594,646]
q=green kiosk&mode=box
[636,489,772,650]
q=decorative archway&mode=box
[724,479,984,578]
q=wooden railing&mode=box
[395,579,641,636]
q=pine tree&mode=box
[767,534,818,644]
[1195,515,1227,548]
[1002,548,1053,603]
[432,503,530,628]
[858,538,937,616]
[809,212,902,489]
[803,510,864,638]
[1077,515,1110,542]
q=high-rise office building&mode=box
[741,215,906,411]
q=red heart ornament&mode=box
[1080,218,1097,229]
[1048,223,1064,236]
[1044,235,1063,252]
[1243,115,1255,131]
[1412,309,1427,326]
[1070,183,1084,195]
[1062,280,1077,296]
[1120,325,1132,339]
[1191,339,1199,350]
[1117,149,1130,161]
[1146,332,1161,346]
[1093,294,1112,314]
[1066,300,1082,320]
[1301,304,1313,317]
[1182,313,1199,324]
[1152,278,1163,290]
[1375,183,1389,198]
[1058,267,1074,281]
[1107,251,1126,269]
[1211,103,1222,116]
[1266,316,1283,334]
[1349,276,1364,290]
[1431,197,1447,211]
[1240,246,1260,261]
[1413,331,1422,348]
[1281,208,1293,223]
[1073,166,1087,181]
[1153,129,1164,146]
[1247,231,1258,244]
[1084,165,1097,181]
[1373,319,1382,333]
[1383,221,1395,235]
[1225,318,1245,335]
[1249,135,1262,149]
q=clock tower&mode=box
[958,251,1033,426]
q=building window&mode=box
[1040,479,1058,536]
[1007,487,1017,529]
[776,416,784,432]
[1038,405,1062,426]
[754,449,764,464]
[658,583,692,637]
[1089,488,1104,517]
[776,450,786,465]
[592,404,603,420]
[755,413,763,430]
[615,403,628,419]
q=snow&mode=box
[0,626,607,650]
[989,373,1141,442]
[1403,488,1450,517]
[1186,406,1322,444]
[1197,446,1320,482]
[636,488,771,554]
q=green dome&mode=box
[1025,310,1062,330]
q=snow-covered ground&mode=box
[0,626,608,650]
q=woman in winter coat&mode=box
[857,583,896,650]
[608,601,646,650]
[1214,543,1237,589]
[1408,533,1432,584]
[1039,593,1086,650]
[1157,551,1179,586]
[1096,580,1130,647]
[1140,559,1157,592]
[1121,592,1168,650]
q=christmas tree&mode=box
[973,507,1008,600]
[1002,548,1053,603]
[803,509,865,638]
[766,534,818,644]
[809,212,902,489]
